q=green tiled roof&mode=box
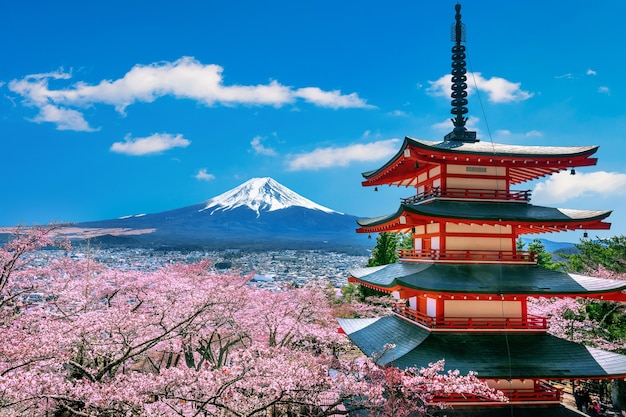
[356,200,611,227]
[362,137,598,180]
[406,137,598,158]
[338,315,626,379]
[349,263,626,295]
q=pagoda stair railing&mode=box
[392,303,548,330]
[432,383,561,404]
[401,187,531,204]
[399,249,536,264]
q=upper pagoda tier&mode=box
[362,136,599,187]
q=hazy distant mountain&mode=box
[520,237,577,254]
[76,177,369,252]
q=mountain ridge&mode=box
[74,177,370,253]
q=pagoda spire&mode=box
[444,3,478,143]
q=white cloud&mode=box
[294,87,372,109]
[532,171,626,205]
[250,135,277,156]
[555,73,574,79]
[9,57,371,131]
[494,129,542,140]
[427,72,533,103]
[195,168,215,181]
[598,86,610,95]
[388,110,408,117]
[33,104,97,131]
[110,133,191,156]
[287,139,400,171]
[586,69,597,76]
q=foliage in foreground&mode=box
[0,226,503,417]
[525,236,626,353]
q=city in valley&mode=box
[20,247,367,308]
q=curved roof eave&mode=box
[340,315,626,379]
[361,136,599,181]
[356,201,612,228]
[348,263,626,295]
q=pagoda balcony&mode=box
[399,249,536,264]
[392,303,548,331]
[435,383,561,405]
[401,187,531,204]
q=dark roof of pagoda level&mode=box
[338,315,626,379]
[356,200,611,234]
[362,137,599,186]
[349,263,626,297]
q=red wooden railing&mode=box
[398,249,536,263]
[432,383,561,404]
[401,187,531,204]
[392,303,434,327]
[392,303,548,330]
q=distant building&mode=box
[339,4,626,415]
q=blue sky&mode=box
[2,0,625,242]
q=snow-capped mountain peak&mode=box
[200,177,341,216]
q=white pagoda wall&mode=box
[443,300,522,318]
[445,165,507,191]
[445,236,513,251]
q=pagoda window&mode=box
[408,296,418,311]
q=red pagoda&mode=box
[338,4,626,414]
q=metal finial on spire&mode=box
[444,3,478,143]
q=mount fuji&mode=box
[76,178,369,252]
[200,177,339,217]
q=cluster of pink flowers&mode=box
[0,225,502,416]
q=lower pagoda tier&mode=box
[338,315,626,380]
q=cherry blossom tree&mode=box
[0,224,69,312]
[0,226,503,416]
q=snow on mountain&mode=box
[200,177,341,216]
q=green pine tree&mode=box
[367,232,400,267]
